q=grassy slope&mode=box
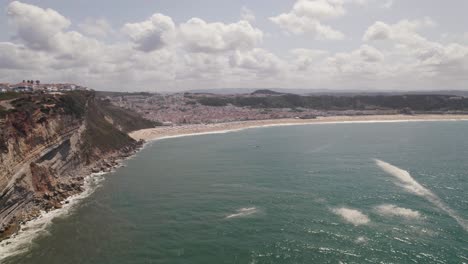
[98,99,159,133]
[80,93,156,162]
[0,92,21,101]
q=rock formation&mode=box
[0,91,155,240]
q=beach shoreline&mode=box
[129,114,468,141]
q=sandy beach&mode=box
[129,114,468,141]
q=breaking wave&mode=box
[225,207,258,219]
[374,204,422,219]
[375,159,468,232]
[331,207,370,226]
[0,173,106,262]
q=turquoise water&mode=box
[4,122,468,263]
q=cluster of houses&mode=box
[0,81,88,94]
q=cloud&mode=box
[332,207,370,226]
[270,0,369,40]
[229,48,284,78]
[374,204,422,219]
[0,42,43,69]
[292,0,346,20]
[122,13,176,52]
[270,13,345,40]
[2,1,468,92]
[78,18,114,38]
[241,6,256,22]
[7,1,71,51]
[289,48,329,71]
[363,18,468,83]
[363,21,391,41]
[363,18,435,42]
[179,18,263,53]
[382,0,394,9]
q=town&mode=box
[0,81,88,93]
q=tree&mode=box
[36,80,40,85]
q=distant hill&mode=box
[251,89,284,95]
[184,88,468,97]
[196,93,468,111]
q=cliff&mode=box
[0,91,156,240]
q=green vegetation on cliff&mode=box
[98,99,159,133]
[0,91,156,164]
[0,90,157,240]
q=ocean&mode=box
[2,121,468,263]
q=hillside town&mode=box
[105,92,363,125]
[0,81,88,93]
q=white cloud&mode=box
[78,18,114,38]
[241,6,256,22]
[363,21,391,41]
[7,1,71,51]
[230,48,283,76]
[289,48,329,71]
[382,0,394,9]
[0,42,43,69]
[364,18,435,43]
[2,1,468,92]
[292,0,346,20]
[374,204,422,219]
[179,18,263,53]
[271,13,345,40]
[270,0,369,40]
[332,207,370,226]
[122,13,176,52]
[363,18,468,83]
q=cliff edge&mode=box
[0,91,156,240]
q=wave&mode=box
[0,173,107,262]
[225,207,258,219]
[375,159,468,232]
[151,128,246,142]
[374,204,422,220]
[331,207,370,226]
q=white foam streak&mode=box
[375,159,468,232]
[0,173,106,262]
[151,129,245,142]
[225,207,257,219]
[332,207,370,226]
[375,204,421,219]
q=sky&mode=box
[0,0,467,92]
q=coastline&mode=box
[129,114,468,141]
[0,172,107,262]
[0,145,142,262]
[2,114,468,262]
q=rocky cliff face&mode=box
[0,91,155,240]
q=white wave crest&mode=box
[375,159,468,232]
[354,236,369,244]
[0,173,106,262]
[375,204,421,219]
[225,207,257,219]
[332,207,370,226]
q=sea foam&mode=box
[374,204,422,220]
[0,173,106,262]
[225,207,258,219]
[375,159,468,232]
[332,207,370,226]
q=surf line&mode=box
[375,159,468,232]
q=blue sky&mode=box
[0,0,467,91]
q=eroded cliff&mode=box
[0,91,156,239]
